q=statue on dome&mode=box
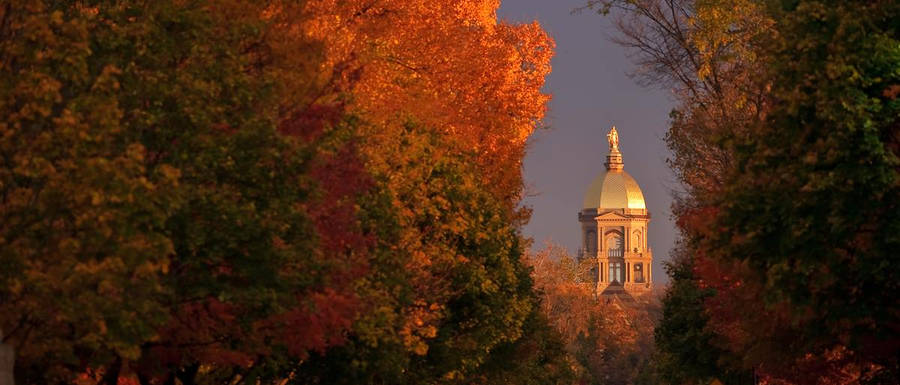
[607,126,619,151]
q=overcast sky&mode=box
[497,0,678,283]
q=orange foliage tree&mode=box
[529,244,661,385]
[1,0,562,384]
[300,0,554,208]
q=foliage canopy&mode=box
[0,1,561,384]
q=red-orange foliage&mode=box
[1,0,556,382]
[528,244,660,384]
[301,0,554,204]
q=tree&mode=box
[1,2,192,380]
[1,1,367,382]
[290,123,555,384]
[694,0,900,382]
[279,2,561,383]
[528,245,661,385]
[300,0,554,212]
[2,0,564,383]
[582,0,772,198]
[651,243,753,385]
[597,0,900,382]
[586,1,773,382]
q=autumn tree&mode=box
[650,243,752,384]
[2,0,563,384]
[694,0,900,382]
[1,2,192,380]
[300,0,554,213]
[584,1,773,382]
[274,1,561,383]
[596,0,900,383]
[582,0,772,197]
[1,1,369,382]
[287,123,570,384]
[528,244,661,385]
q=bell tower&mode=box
[578,126,653,295]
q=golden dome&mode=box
[583,126,646,210]
[582,169,646,210]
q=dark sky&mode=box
[497,0,678,283]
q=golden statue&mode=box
[607,126,619,151]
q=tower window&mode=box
[606,233,623,257]
[609,262,623,284]
[634,263,644,283]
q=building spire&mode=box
[605,126,624,171]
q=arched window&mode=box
[632,230,642,253]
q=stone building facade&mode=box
[577,127,652,296]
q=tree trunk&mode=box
[0,329,14,385]
[100,356,122,385]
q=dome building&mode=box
[578,126,652,295]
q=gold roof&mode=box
[582,169,646,210]
[583,126,646,210]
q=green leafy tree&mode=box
[291,123,560,384]
[595,0,899,382]
[0,2,183,380]
[600,0,900,382]
[651,245,752,385]
[1,1,367,382]
[694,0,900,381]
